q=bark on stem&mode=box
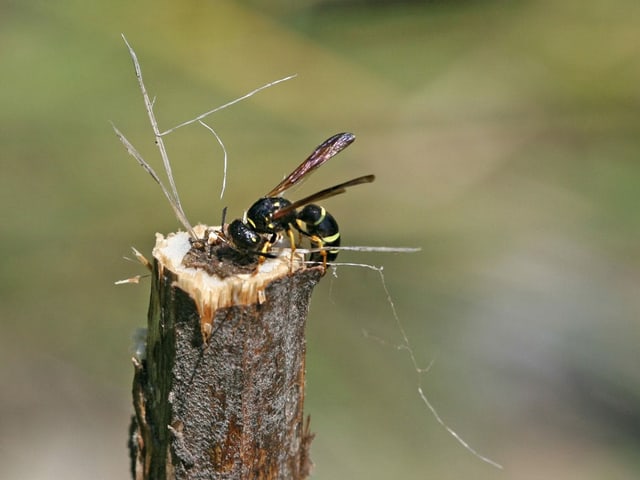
[129,225,322,479]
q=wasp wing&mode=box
[266,132,356,198]
[272,174,375,221]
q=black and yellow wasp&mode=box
[225,132,374,265]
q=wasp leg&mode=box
[308,234,328,270]
[254,233,276,269]
[286,228,298,270]
[286,228,297,252]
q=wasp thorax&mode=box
[246,197,296,233]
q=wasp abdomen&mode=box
[296,204,341,262]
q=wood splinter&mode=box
[129,224,323,480]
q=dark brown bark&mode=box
[129,228,322,479]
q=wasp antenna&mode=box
[220,206,228,226]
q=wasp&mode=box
[225,132,374,265]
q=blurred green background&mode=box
[2,0,640,478]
